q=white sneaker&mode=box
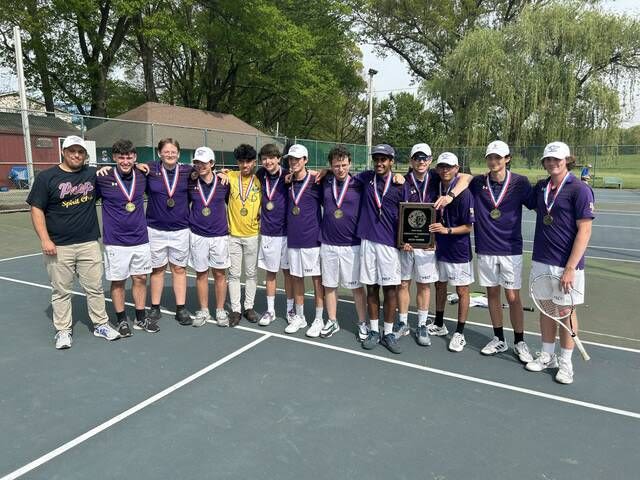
[481,336,508,355]
[514,341,534,363]
[448,332,466,352]
[258,311,275,326]
[192,309,211,327]
[555,357,574,385]
[93,323,121,341]
[306,318,325,338]
[284,314,307,334]
[525,352,558,372]
[215,310,229,327]
[55,329,72,349]
[320,320,340,338]
[427,323,448,336]
[357,322,370,342]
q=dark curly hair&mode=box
[112,139,136,155]
[234,144,257,161]
[328,145,351,164]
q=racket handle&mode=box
[573,336,590,361]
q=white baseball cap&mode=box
[485,140,510,158]
[285,144,308,159]
[193,146,215,163]
[410,143,432,158]
[436,152,459,166]
[541,141,571,160]
[62,135,87,151]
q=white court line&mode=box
[0,334,272,480]
[522,220,640,230]
[593,210,640,216]
[521,240,640,253]
[0,253,42,263]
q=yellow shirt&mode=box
[227,170,261,237]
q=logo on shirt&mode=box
[469,207,475,216]
[589,202,595,213]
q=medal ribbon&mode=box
[238,174,256,208]
[113,168,136,203]
[373,173,392,211]
[410,172,429,203]
[198,176,218,207]
[265,169,281,201]
[289,172,311,207]
[543,172,570,215]
[332,175,351,209]
[161,164,180,199]
[485,170,511,209]
[439,175,459,198]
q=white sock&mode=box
[369,319,379,332]
[315,307,324,320]
[267,296,275,314]
[287,298,294,311]
[418,310,429,326]
[542,342,556,355]
[383,322,393,335]
[295,304,304,316]
[560,348,573,362]
[398,313,408,323]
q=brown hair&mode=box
[157,138,180,152]
[259,143,281,159]
[541,154,576,170]
[328,145,352,164]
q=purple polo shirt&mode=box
[529,173,595,270]
[402,171,439,203]
[96,168,148,246]
[257,167,289,237]
[435,179,475,263]
[188,177,229,237]
[146,161,192,231]
[319,174,362,246]
[286,173,322,249]
[355,170,404,248]
[470,172,532,255]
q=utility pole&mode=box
[366,68,378,170]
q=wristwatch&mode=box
[447,191,456,199]
[447,227,452,235]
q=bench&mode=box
[603,176,623,189]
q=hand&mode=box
[96,166,112,176]
[216,171,229,185]
[402,243,413,252]
[429,222,447,234]
[135,164,150,175]
[560,267,576,293]
[392,173,405,185]
[41,239,57,256]
[315,169,328,183]
[433,195,452,210]
[190,169,199,181]
[284,173,293,183]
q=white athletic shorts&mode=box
[320,243,362,289]
[400,249,438,283]
[188,232,231,272]
[103,243,152,281]
[148,227,190,268]
[258,235,290,272]
[529,261,585,305]
[288,246,321,278]
[359,239,401,286]
[437,260,475,286]
[477,254,523,289]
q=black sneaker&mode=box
[229,311,241,327]
[148,306,161,322]
[117,320,132,338]
[243,308,258,323]
[381,333,402,354]
[175,308,193,326]
[134,317,160,333]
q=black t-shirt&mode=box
[26,165,100,246]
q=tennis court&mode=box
[0,188,638,479]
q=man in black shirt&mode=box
[27,135,120,349]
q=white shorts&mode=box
[320,244,362,289]
[477,254,523,289]
[103,244,152,281]
[529,261,585,305]
[258,235,290,272]
[288,247,321,278]
[359,239,401,286]
[188,232,231,272]
[148,227,190,268]
[437,261,475,286]
[400,249,438,283]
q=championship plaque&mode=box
[397,202,436,249]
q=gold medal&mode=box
[292,206,300,216]
[240,207,248,216]
[334,209,344,219]
[125,202,136,213]
[167,198,175,208]
[490,208,501,220]
[265,201,274,211]
[202,207,211,217]
[543,214,553,225]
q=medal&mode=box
[332,175,351,217]
[334,209,344,219]
[373,173,392,217]
[238,173,255,217]
[197,176,218,217]
[543,172,570,227]
[113,168,137,213]
[161,163,180,208]
[543,214,553,225]
[265,201,274,211]
[240,208,248,216]
[409,171,429,202]
[264,169,281,213]
[290,172,311,218]
[485,170,511,219]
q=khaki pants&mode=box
[44,240,109,331]
[228,235,259,312]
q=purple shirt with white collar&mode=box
[528,173,595,269]
[470,172,532,255]
[256,167,289,237]
[402,170,439,203]
[146,161,192,231]
[319,174,362,246]
[286,173,322,249]
[188,177,229,237]
[96,168,148,246]
[435,178,475,263]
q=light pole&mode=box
[366,68,378,169]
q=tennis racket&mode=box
[529,274,590,361]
